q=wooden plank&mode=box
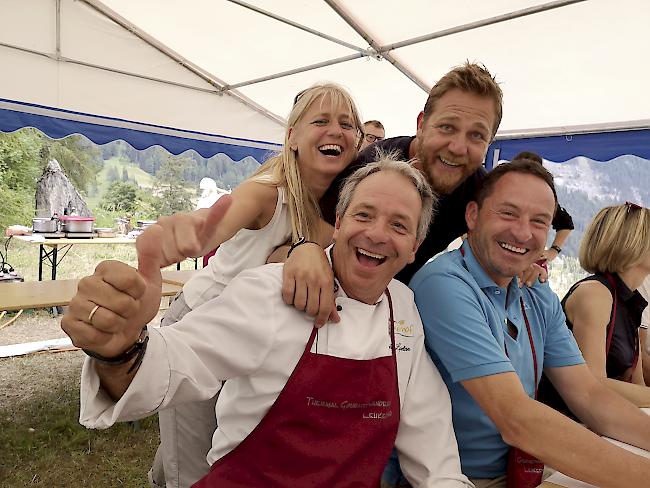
[0,270,196,312]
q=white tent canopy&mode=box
[1,0,649,160]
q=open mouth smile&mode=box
[319,144,343,156]
[439,155,463,168]
[499,242,528,255]
[356,247,387,267]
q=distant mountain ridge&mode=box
[544,155,650,257]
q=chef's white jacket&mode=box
[80,263,471,487]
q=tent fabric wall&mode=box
[486,127,650,168]
[0,98,281,162]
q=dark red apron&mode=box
[192,291,401,488]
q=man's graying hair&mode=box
[336,154,436,241]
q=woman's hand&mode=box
[140,196,233,268]
[282,243,340,328]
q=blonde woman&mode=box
[540,203,650,415]
[143,83,363,488]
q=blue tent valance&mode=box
[0,98,282,163]
[486,127,650,169]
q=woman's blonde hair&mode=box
[249,83,362,241]
[579,203,650,274]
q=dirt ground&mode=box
[0,309,165,405]
[0,312,83,404]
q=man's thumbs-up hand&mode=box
[61,232,165,359]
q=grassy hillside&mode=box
[86,157,155,208]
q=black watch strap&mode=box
[550,244,562,254]
[84,327,149,371]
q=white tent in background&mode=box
[1,0,649,163]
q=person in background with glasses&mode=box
[359,120,385,151]
[538,202,650,412]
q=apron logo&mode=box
[394,319,415,336]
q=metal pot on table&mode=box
[32,217,59,233]
[59,216,96,233]
[95,227,117,238]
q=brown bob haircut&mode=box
[579,204,650,274]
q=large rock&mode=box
[35,159,91,217]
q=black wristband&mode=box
[287,237,318,258]
[550,244,562,254]
[84,327,149,372]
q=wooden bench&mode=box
[0,270,196,312]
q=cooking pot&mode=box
[95,227,117,238]
[60,216,95,233]
[33,217,59,233]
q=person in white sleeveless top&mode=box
[140,83,364,488]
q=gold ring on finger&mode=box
[88,304,100,325]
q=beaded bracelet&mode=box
[287,237,319,258]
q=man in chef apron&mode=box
[62,157,473,488]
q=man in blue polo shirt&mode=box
[400,160,650,488]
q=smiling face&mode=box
[466,172,555,287]
[360,123,385,151]
[332,171,422,304]
[288,95,359,188]
[414,89,495,195]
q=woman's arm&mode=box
[567,281,650,406]
[278,218,338,327]
[266,218,334,264]
[139,182,277,268]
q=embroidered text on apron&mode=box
[193,290,401,488]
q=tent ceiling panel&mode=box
[323,0,547,46]
[1,43,284,143]
[61,0,215,89]
[0,47,61,104]
[238,56,427,137]
[243,0,371,46]
[101,0,364,85]
[393,0,650,131]
[54,62,284,142]
[0,0,55,52]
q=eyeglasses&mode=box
[364,133,384,143]
[625,201,642,213]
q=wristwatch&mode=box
[550,244,562,254]
[83,326,149,374]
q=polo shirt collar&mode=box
[460,240,521,305]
